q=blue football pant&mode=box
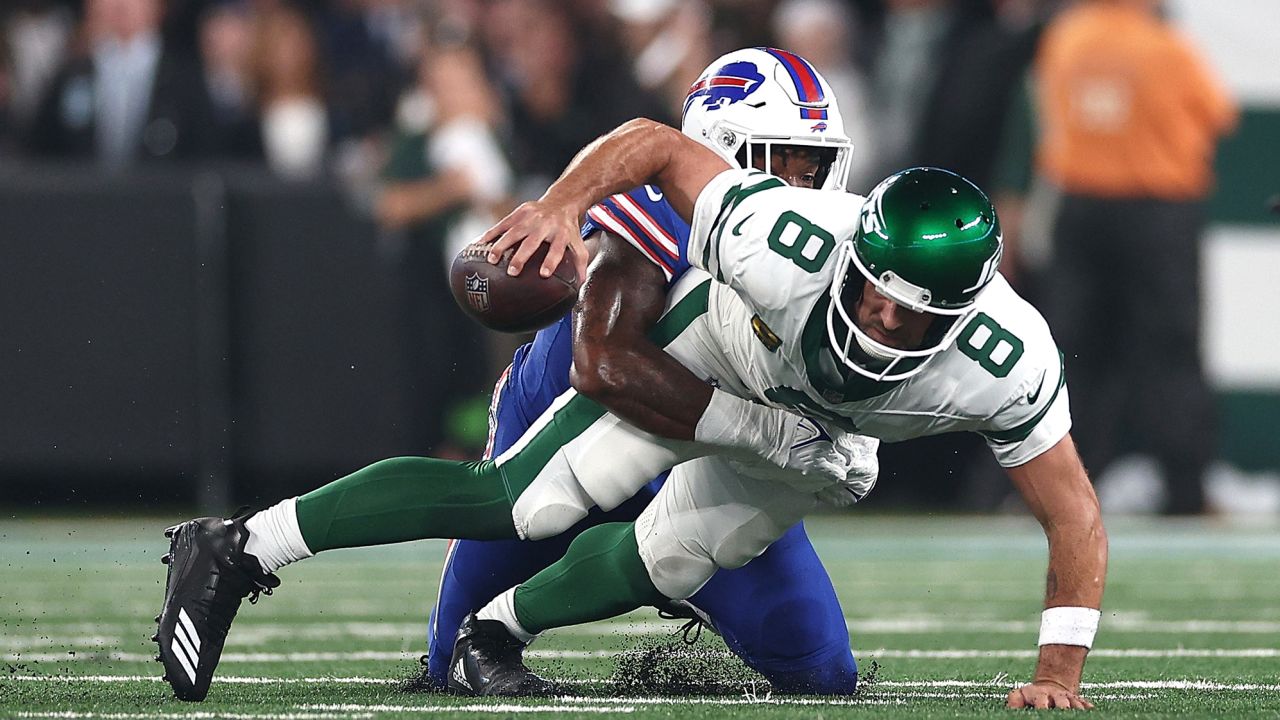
[424,375,857,694]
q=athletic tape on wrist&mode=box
[694,388,769,454]
[1038,606,1101,648]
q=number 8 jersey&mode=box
[687,168,1071,468]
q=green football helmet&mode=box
[827,167,1003,381]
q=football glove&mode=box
[815,434,880,507]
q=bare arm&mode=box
[569,231,711,439]
[1004,434,1108,710]
[480,119,731,279]
[375,169,471,230]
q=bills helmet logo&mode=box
[809,122,827,132]
[683,61,765,116]
[464,273,490,312]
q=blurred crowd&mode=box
[0,0,1062,197]
[0,0,1239,513]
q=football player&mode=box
[467,124,1108,709]
[425,47,864,695]
[154,48,869,703]
[154,69,1105,717]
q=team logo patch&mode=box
[464,273,490,312]
[750,314,782,352]
[683,61,765,116]
[809,122,827,132]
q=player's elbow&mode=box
[570,344,627,404]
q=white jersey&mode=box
[688,169,1071,467]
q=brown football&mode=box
[449,241,580,333]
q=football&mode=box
[449,241,580,333]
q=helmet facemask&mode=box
[738,142,839,190]
[826,241,980,382]
[823,167,1004,383]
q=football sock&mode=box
[244,498,313,574]
[294,457,519,553]
[512,521,665,634]
[477,588,536,644]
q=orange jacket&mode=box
[1034,2,1238,199]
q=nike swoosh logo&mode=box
[792,418,833,450]
[731,213,754,237]
[1026,371,1047,404]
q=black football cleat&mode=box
[447,613,559,697]
[154,508,279,701]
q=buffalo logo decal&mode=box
[683,61,766,116]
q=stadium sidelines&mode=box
[7,648,1280,663]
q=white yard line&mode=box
[6,675,1276,692]
[13,707,371,712]
[2,676,400,685]
[298,702,624,707]
[8,647,1280,664]
[863,648,1280,659]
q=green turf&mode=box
[2,513,1278,718]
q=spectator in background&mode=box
[28,0,211,168]
[486,0,666,200]
[249,3,328,179]
[909,0,1042,190]
[321,0,416,149]
[3,0,73,138]
[772,0,876,192]
[197,0,260,160]
[868,0,1041,189]
[1034,0,1238,514]
[609,0,713,122]
[867,0,956,180]
[376,40,511,457]
[0,32,13,157]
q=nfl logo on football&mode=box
[464,273,490,312]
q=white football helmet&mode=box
[681,47,853,191]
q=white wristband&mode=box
[1038,606,1101,648]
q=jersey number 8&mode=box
[767,212,836,273]
[958,312,1024,378]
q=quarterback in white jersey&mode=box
[483,119,1106,711]
[686,169,1069,469]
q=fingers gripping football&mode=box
[481,200,589,281]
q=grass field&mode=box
[2,512,1278,718]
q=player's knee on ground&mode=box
[765,653,859,695]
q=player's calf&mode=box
[153,508,280,701]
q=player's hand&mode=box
[1006,681,1095,710]
[479,200,589,282]
[774,416,847,491]
[816,434,879,507]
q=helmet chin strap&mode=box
[854,332,898,363]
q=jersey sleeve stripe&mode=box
[610,193,680,257]
[586,206,676,279]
